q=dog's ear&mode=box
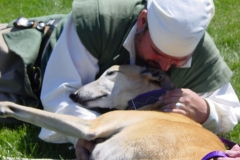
[141,68,176,90]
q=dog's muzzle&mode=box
[69,92,79,103]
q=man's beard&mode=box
[134,31,147,67]
[134,32,172,71]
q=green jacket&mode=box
[1,0,232,108]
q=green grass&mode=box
[0,124,75,159]
[0,0,72,22]
[0,0,75,159]
[207,0,240,145]
[0,0,240,158]
[208,0,240,97]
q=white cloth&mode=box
[147,0,215,57]
[201,83,240,133]
[39,13,240,145]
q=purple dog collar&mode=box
[127,89,166,110]
[202,151,227,160]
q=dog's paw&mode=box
[0,102,15,118]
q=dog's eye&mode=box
[106,71,117,76]
[157,75,164,81]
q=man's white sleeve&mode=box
[39,13,100,144]
[201,82,240,133]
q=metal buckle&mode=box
[13,17,34,29]
[36,21,45,31]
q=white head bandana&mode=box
[147,0,215,57]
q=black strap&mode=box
[33,19,62,94]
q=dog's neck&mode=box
[91,89,166,113]
[126,89,166,110]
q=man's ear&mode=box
[136,10,148,33]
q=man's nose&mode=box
[159,59,172,71]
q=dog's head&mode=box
[69,65,175,110]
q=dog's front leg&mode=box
[0,101,98,140]
[0,102,140,142]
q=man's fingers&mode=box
[75,138,106,159]
[75,139,96,160]
[161,107,187,115]
[165,89,183,97]
[160,103,185,111]
[76,139,95,152]
[159,96,181,105]
[222,145,240,158]
[225,150,240,157]
[231,144,240,151]
[159,89,184,104]
[75,146,90,160]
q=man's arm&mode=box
[39,13,100,143]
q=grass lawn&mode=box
[208,0,240,146]
[0,0,240,159]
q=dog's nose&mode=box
[69,92,79,102]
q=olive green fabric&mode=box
[6,14,69,76]
[72,0,146,77]
[170,33,232,93]
[2,14,68,108]
[2,29,42,107]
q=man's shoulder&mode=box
[197,32,219,54]
[170,32,232,93]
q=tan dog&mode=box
[0,65,225,160]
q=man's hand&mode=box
[216,145,240,160]
[75,138,105,160]
[75,139,93,160]
[159,88,210,124]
